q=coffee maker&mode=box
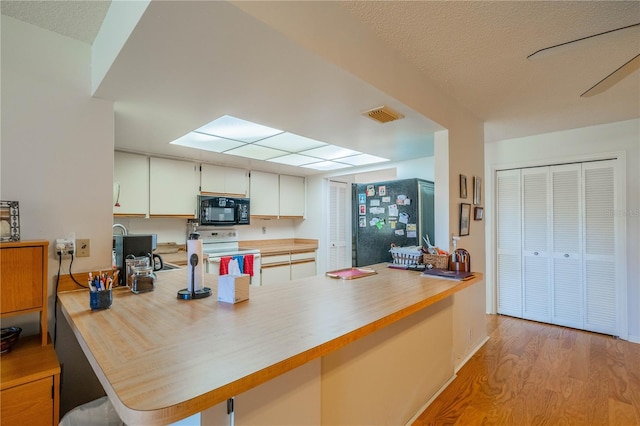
[113,235,155,285]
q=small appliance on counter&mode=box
[113,234,160,286]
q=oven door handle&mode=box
[207,254,261,263]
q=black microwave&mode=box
[198,196,250,226]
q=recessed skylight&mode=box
[169,115,389,170]
[267,153,321,166]
[299,145,360,160]
[170,132,245,152]
[255,132,327,152]
[302,161,352,171]
[195,115,283,143]
[338,154,389,166]
[224,144,287,160]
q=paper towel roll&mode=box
[187,239,205,292]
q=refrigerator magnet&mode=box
[366,185,375,196]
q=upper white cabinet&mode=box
[113,151,149,217]
[149,157,199,217]
[279,175,305,218]
[250,171,305,218]
[250,171,280,217]
[200,164,249,196]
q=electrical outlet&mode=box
[55,232,76,257]
[76,239,90,257]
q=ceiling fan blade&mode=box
[528,22,640,60]
[581,53,640,98]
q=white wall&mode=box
[485,118,640,342]
[1,16,115,415]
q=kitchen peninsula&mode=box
[58,265,482,425]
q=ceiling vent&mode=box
[361,106,404,124]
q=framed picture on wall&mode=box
[474,207,484,221]
[473,176,482,205]
[0,200,20,241]
[459,203,471,236]
[459,174,467,199]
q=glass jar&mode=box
[131,265,156,294]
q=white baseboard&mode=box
[627,334,640,344]
[404,374,457,426]
[455,336,490,373]
[404,336,490,425]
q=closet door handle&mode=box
[533,251,539,256]
[564,253,570,258]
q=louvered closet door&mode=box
[582,160,618,335]
[496,169,522,317]
[328,180,349,271]
[521,167,551,322]
[550,164,583,328]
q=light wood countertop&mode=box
[57,265,482,425]
[239,238,317,256]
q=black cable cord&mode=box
[68,252,89,289]
[54,252,62,346]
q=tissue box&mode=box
[217,274,250,304]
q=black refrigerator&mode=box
[352,178,434,267]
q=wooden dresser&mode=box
[0,240,60,425]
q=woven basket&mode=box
[389,246,423,265]
[422,253,449,270]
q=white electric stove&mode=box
[194,227,261,285]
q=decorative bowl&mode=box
[1,326,22,354]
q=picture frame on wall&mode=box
[473,176,482,205]
[0,200,20,241]
[474,207,484,221]
[459,203,471,236]
[459,174,467,199]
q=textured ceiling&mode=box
[0,0,110,44]
[2,0,638,169]
[339,1,640,141]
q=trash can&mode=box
[59,396,124,426]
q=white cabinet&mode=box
[149,157,199,217]
[261,251,316,285]
[200,164,248,196]
[279,175,305,218]
[113,151,149,216]
[250,171,305,218]
[261,254,291,285]
[496,160,622,336]
[291,251,316,280]
[250,171,280,217]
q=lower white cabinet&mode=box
[261,251,316,285]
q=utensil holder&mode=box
[90,290,112,310]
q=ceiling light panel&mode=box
[302,161,353,171]
[195,115,283,143]
[338,153,389,166]
[224,144,287,160]
[299,145,361,160]
[255,132,327,152]
[267,153,321,166]
[170,132,245,152]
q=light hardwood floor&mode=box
[413,314,640,425]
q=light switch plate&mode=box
[77,239,90,257]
